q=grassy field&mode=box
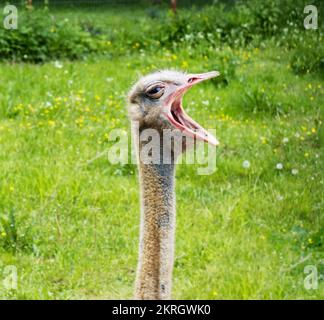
[0,5,323,299]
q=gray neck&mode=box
[135,161,176,300]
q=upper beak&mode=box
[168,71,220,102]
[187,71,220,85]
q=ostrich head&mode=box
[128,70,220,159]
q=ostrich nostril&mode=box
[188,77,198,83]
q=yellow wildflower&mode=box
[181,61,189,68]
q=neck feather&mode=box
[135,161,176,300]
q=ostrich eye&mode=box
[146,85,165,99]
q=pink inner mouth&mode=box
[170,99,201,132]
[165,73,219,146]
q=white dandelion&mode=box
[54,61,63,69]
[276,195,284,201]
[276,163,283,170]
[242,160,251,169]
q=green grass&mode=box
[0,8,323,300]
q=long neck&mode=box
[135,161,176,300]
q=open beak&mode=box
[164,71,220,146]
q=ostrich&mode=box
[127,70,219,300]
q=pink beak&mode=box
[187,71,220,84]
[164,71,220,146]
